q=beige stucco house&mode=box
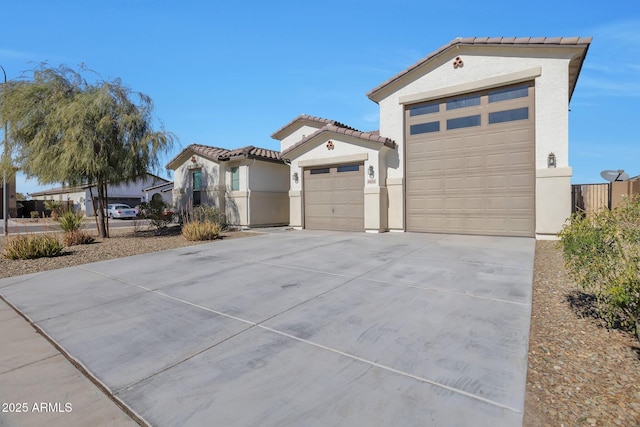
[276,36,591,239]
[166,144,289,227]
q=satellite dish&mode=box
[600,169,629,182]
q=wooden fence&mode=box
[572,177,640,214]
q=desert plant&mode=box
[44,200,65,218]
[137,199,175,233]
[30,211,40,219]
[559,195,640,337]
[3,234,64,260]
[62,230,95,246]
[180,205,227,229]
[56,210,85,232]
[181,220,221,241]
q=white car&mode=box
[106,204,137,219]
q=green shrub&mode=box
[138,200,175,233]
[56,210,85,232]
[63,230,95,246]
[4,234,64,260]
[559,195,640,336]
[182,221,221,241]
[30,211,39,219]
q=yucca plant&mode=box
[56,210,85,232]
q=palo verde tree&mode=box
[0,65,175,237]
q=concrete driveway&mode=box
[0,231,535,426]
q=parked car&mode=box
[106,204,137,219]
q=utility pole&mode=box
[1,64,8,236]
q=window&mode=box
[488,85,528,103]
[310,168,330,175]
[231,167,240,191]
[192,170,202,191]
[447,115,481,130]
[409,102,439,116]
[192,170,202,206]
[446,95,480,110]
[489,107,529,124]
[410,121,440,135]
[337,164,360,172]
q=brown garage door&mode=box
[304,163,364,231]
[406,82,535,237]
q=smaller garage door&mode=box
[304,164,364,231]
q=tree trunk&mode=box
[96,183,107,238]
[88,185,99,234]
[104,183,110,238]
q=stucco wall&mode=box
[280,124,324,152]
[173,157,222,210]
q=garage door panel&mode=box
[406,83,535,237]
[304,165,364,232]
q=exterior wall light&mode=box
[547,152,556,168]
[292,172,299,183]
[368,165,375,179]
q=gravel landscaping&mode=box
[1,230,638,425]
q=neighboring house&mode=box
[166,144,289,227]
[142,181,174,205]
[0,177,17,219]
[276,36,592,239]
[29,173,170,216]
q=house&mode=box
[29,173,170,216]
[142,181,174,205]
[166,144,289,227]
[276,36,592,239]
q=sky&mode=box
[1,0,639,195]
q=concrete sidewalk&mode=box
[0,298,140,427]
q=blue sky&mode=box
[1,0,639,195]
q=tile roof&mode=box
[367,36,592,102]
[271,114,359,140]
[281,124,396,158]
[166,143,283,169]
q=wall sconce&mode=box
[547,152,556,168]
[292,172,299,183]
[368,165,375,179]
[191,155,196,163]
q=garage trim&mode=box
[298,153,368,168]
[398,67,541,106]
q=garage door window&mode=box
[410,121,440,135]
[446,94,481,110]
[489,107,529,124]
[409,102,439,116]
[488,85,528,103]
[310,168,330,175]
[447,114,481,130]
[337,164,360,172]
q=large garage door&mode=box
[304,163,364,231]
[406,82,535,237]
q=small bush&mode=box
[56,210,85,232]
[182,221,221,241]
[188,205,227,229]
[4,234,64,260]
[138,200,175,233]
[30,211,39,219]
[63,230,95,246]
[559,195,640,336]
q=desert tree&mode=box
[0,65,176,237]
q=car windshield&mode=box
[114,205,130,209]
